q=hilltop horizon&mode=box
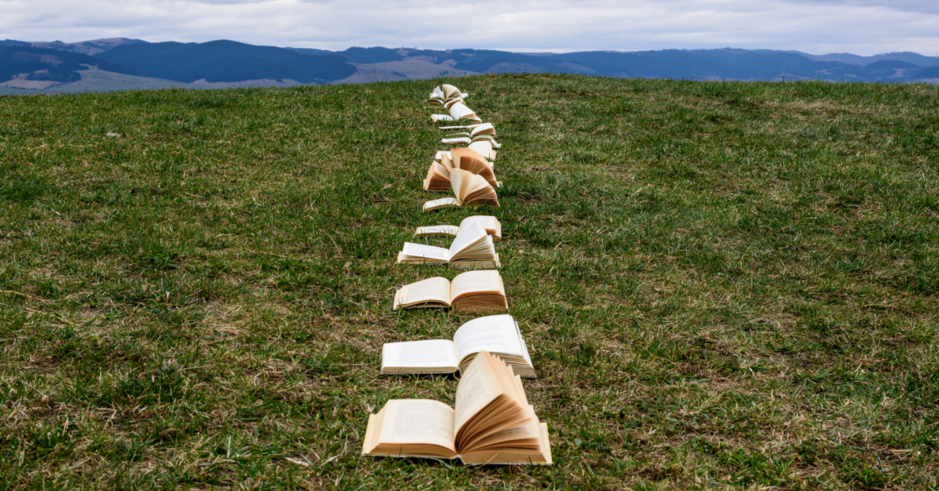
[3,37,939,96]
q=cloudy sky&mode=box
[2,0,939,55]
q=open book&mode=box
[382,314,534,377]
[442,133,500,148]
[423,168,499,212]
[436,140,497,162]
[393,270,507,313]
[424,148,499,191]
[398,219,498,267]
[362,351,552,465]
[431,102,482,123]
[415,215,501,242]
[426,84,468,105]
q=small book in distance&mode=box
[423,168,498,212]
[424,149,499,191]
[398,219,498,268]
[415,215,501,242]
[381,314,534,378]
[363,351,552,465]
[393,270,507,313]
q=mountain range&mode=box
[2,38,938,95]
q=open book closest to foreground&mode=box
[436,140,497,162]
[363,351,551,465]
[393,269,507,313]
[414,215,501,242]
[381,314,534,378]
[398,219,499,268]
[423,168,499,212]
[425,147,500,191]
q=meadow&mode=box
[0,74,938,489]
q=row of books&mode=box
[361,84,553,466]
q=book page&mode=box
[379,399,456,450]
[434,151,452,162]
[449,103,476,120]
[453,314,524,363]
[382,340,458,371]
[449,168,467,205]
[431,114,454,122]
[423,197,460,211]
[401,243,450,262]
[397,276,452,306]
[447,220,487,259]
[450,270,504,301]
[460,216,498,235]
[454,354,502,434]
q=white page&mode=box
[431,114,454,122]
[380,399,456,449]
[401,242,450,261]
[471,123,495,137]
[434,151,452,161]
[447,220,487,259]
[448,103,477,120]
[423,197,460,211]
[453,315,524,362]
[382,340,458,370]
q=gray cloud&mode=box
[1,0,938,55]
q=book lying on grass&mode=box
[423,169,499,212]
[362,351,552,465]
[431,102,482,123]
[393,270,507,312]
[444,122,496,139]
[435,140,497,162]
[381,314,534,378]
[424,149,499,190]
[415,216,502,242]
[398,220,499,267]
[441,133,500,148]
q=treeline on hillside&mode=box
[96,40,356,83]
[0,46,135,83]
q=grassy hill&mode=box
[1,75,938,489]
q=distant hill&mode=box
[1,38,143,56]
[0,46,135,90]
[2,38,938,95]
[95,40,356,83]
[796,51,939,67]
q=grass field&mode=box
[1,74,938,489]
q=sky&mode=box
[2,0,939,55]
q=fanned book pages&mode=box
[435,141,498,164]
[423,168,499,212]
[362,351,552,465]
[424,149,500,191]
[415,216,502,242]
[426,84,469,105]
[398,220,499,268]
[393,270,507,313]
[381,314,535,378]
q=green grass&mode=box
[1,74,938,489]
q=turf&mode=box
[1,75,938,490]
